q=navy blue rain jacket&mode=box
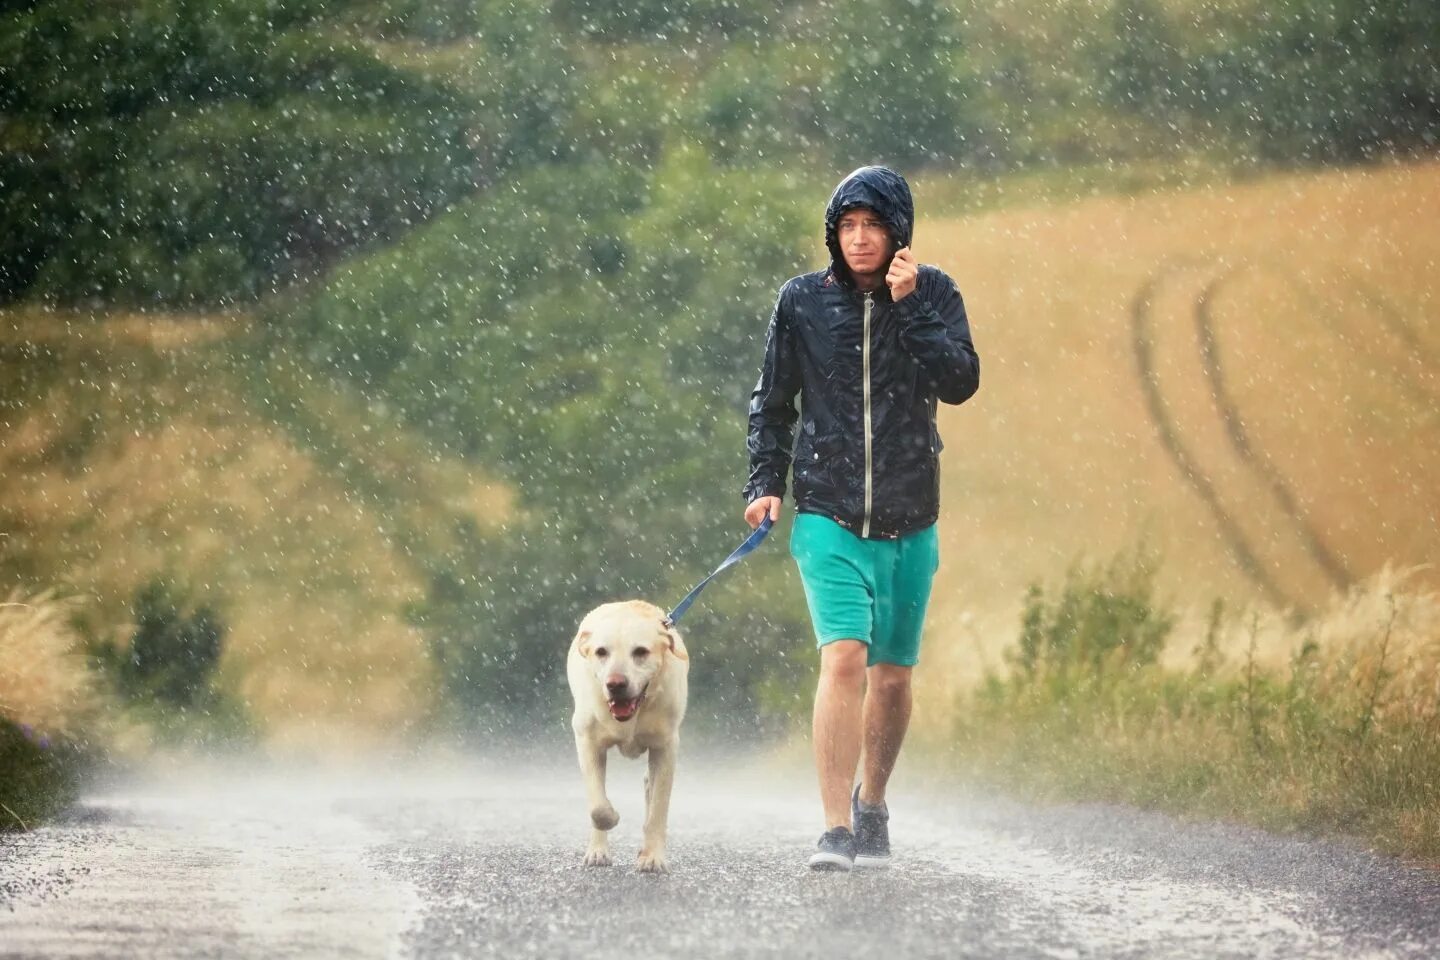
[742,165,980,539]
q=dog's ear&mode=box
[661,622,688,662]
[575,628,593,658]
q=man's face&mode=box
[837,207,891,278]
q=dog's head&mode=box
[574,600,686,722]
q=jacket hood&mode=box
[824,165,914,290]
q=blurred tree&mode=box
[1194,0,1440,161]
[687,46,826,165]
[1101,0,1185,119]
[0,0,568,304]
[818,0,981,166]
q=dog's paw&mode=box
[635,849,668,874]
[590,804,620,831]
[583,847,613,867]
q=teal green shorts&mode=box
[788,512,940,667]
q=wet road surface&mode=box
[3,745,1438,958]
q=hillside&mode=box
[0,313,511,748]
[919,159,1440,684]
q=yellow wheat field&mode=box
[913,159,1440,707]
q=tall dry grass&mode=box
[0,588,93,736]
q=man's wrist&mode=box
[895,295,932,319]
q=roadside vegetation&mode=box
[0,579,258,832]
[950,557,1440,861]
[0,591,94,829]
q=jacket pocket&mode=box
[794,432,847,491]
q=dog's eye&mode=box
[593,647,608,659]
[633,648,650,659]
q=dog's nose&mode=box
[605,676,627,693]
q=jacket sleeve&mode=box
[895,268,980,405]
[742,284,802,502]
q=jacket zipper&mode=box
[862,291,874,538]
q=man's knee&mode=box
[819,640,868,689]
[868,663,912,700]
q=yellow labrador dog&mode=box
[567,599,688,873]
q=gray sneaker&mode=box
[808,826,856,871]
[851,784,891,868]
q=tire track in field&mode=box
[1130,262,1293,610]
[1195,267,1355,593]
[1134,257,1436,608]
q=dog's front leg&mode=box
[636,742,676,873]
[576,732,618,866]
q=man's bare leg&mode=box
[858,663,912,807]
[813,640,868,829]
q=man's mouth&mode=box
[607,688,646,722]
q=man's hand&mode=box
[745,495,782,529]
[886,246,917,301]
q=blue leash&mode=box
[664,515,774,627]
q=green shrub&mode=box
[88,577,253,742]
[121,580,225,707]
[1013,548,1174,683]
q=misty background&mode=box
[1,0,1436,784]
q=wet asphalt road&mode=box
[2,745,1439,959]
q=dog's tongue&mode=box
[608,698,639,721]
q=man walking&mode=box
[742,165,980,870]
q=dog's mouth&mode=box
[607,688,646,722]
